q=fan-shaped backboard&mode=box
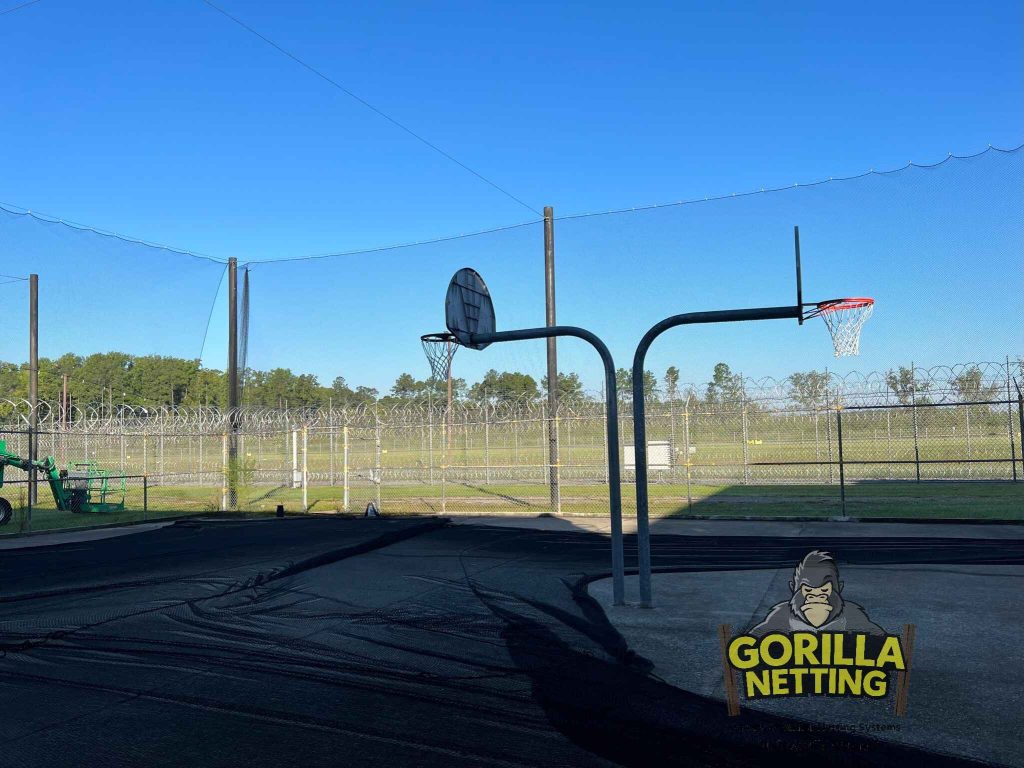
[445,268,495,350]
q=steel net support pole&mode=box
[632,305,801,608]
[27,275,38,517]
[544,207,561,514]
[227,258,239,510]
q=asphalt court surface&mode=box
[1,516,1021,767]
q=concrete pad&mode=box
[590,565,1024,767]
[0,521,175,550]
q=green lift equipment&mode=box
[0,439,126,525]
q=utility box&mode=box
[624,441,672,471]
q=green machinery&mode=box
[0,439,126,525]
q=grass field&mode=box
[3,479,1021,536]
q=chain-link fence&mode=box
[2,360,1022,532]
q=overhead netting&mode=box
[0,207,227,531]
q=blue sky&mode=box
[1,0,1021,393]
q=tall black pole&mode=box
[28,274,38,512]
[544,206,560,514]
[227,258,238,510]
[472,325,624,605]
[632,304,802,607]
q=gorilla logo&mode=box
[748,551,885,637]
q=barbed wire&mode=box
[3,360,1019,432]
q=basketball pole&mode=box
[631,305,803,608]
[469,325,625,606]
[544,206,561,514]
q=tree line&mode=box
[0,352,1011,412]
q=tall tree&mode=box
[885,366,930,405]
[951,367,999,401]
[705,363,745,406]
[788,370,831,409]
[541,372,585,401]
[615,368,658,402]
[663,366,680,402]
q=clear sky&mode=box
[1,0,1021,393]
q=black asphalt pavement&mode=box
[1,516,1020,767]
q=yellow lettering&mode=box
[761,634,792,667]
[838,668,862,695]
[876,636,905,670]
[854,634,875,667]
[863,670,888,697]
[790,667,807,694]
[771,668,790,695]
[745,670,771,697]
[833,634,853,666]
[793,632,819,666]
[728,636,759,669]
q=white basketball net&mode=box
[814,298,874,357]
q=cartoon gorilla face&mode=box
[788,555,844,628]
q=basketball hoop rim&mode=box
[420,332,458,344]
[802,296,874,319]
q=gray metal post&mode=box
[1015,378,1024,481]
[544,206,560,514]
[631,304,802,608]
[836,406,847,516]
[911,362,921,483]
[740,382,750,485]
[683,399,693,512]
[471,325,624,605]
[28,274,38,511]
[484,403,490,485]
[343,425,350,512]
[375,407,382,511]
[227,258,239,509]
[1007,362,1017,482]
[302,426,309,512]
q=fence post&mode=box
[601,405,610,485]
[428,404,434,486]
[965,404,973,479]
[1007,362,1018,482]
[329,402,335,486]
[911,362,921,483]
[553,415,562,514]
[741,397,750,486]
[825,394,835,485]
[669,397,677,484]
[221,432,228,511]
[343,425,350,512]
[375,407,382,511]
[143,474,148,518]
[1015,381,1024,481]
[302,425,308,512]
[836,405,847,517]
[683,400,693,512]
[484,403,490,486]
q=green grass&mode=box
[3,480,1020,537]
